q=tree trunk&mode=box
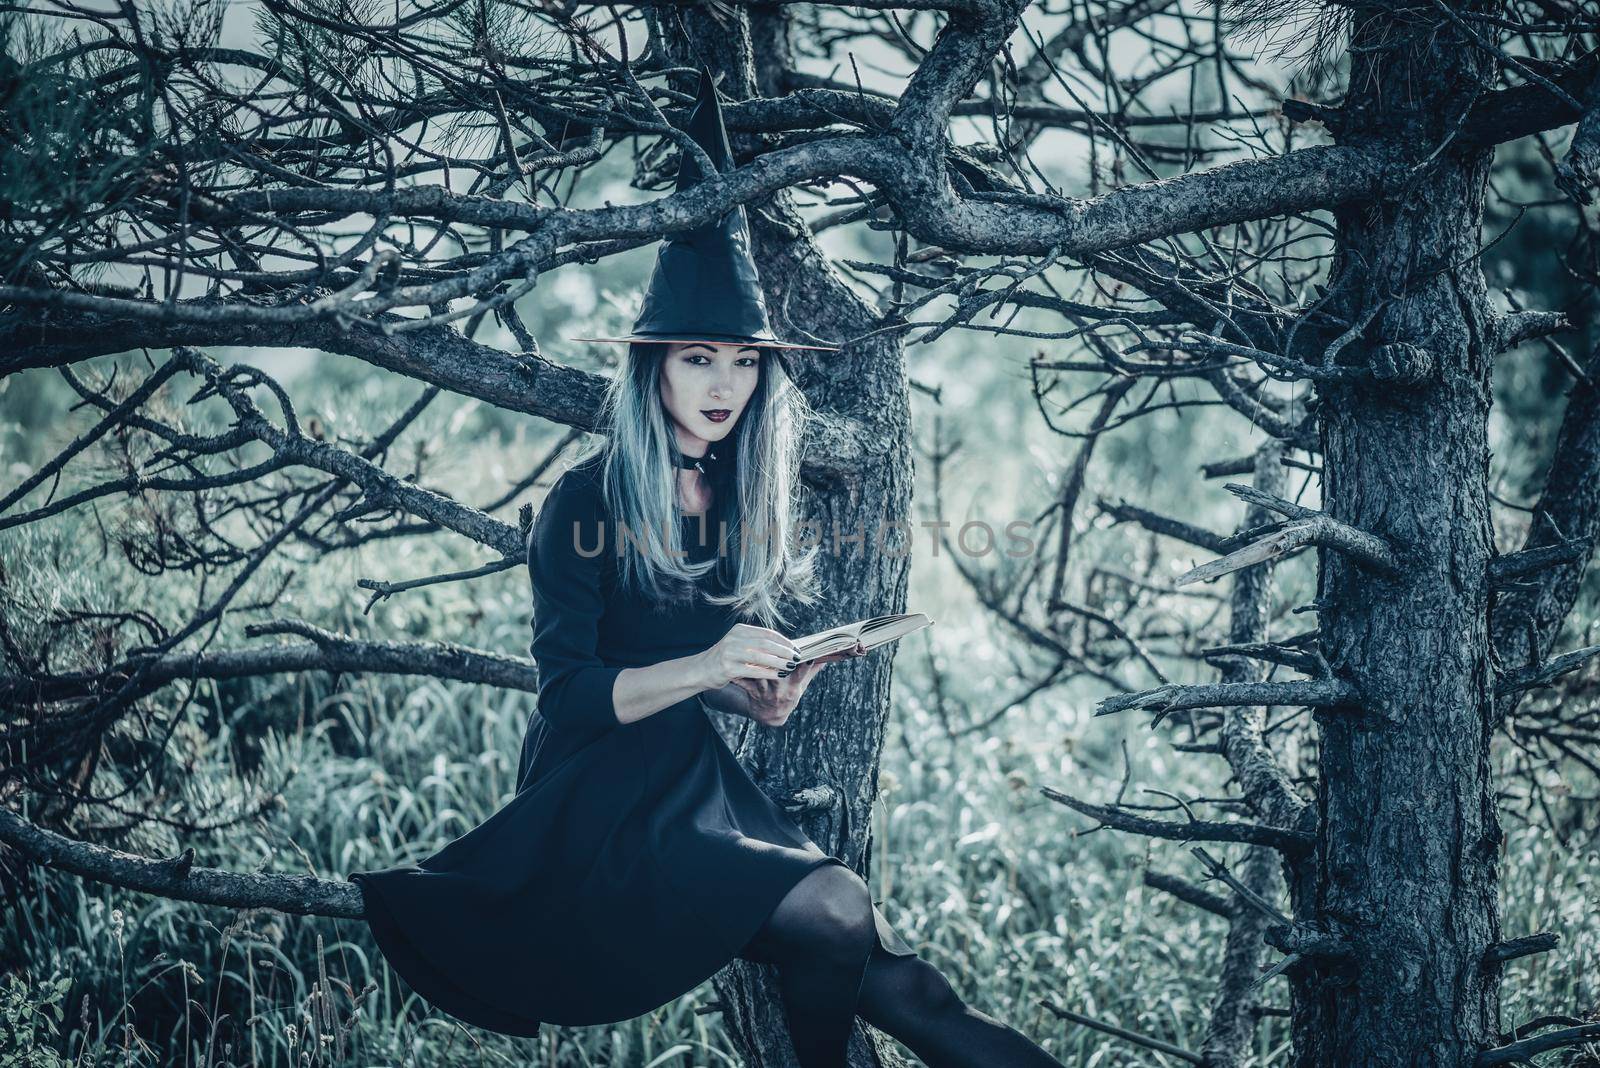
[1295,7,1504,1064]
[655,14,916,1067]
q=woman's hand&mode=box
[734,642,868,728]
[794,644,871,670]
[695,623,802,690]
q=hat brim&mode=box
[569,334,839,352]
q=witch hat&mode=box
[570,67,838,356]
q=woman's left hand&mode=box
[734,642,867,727]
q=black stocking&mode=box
[854,944,1065,1068]
[739,863,877,1068]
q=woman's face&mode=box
[658,341,762,453]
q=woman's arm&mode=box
[527,473,630,734]
[615,623,801,725]
[610,653,736,726]
[613,628,883,726]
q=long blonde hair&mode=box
[566,342,821,629]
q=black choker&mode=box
[674,446,725,475]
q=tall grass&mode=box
[5,594,1595,1065]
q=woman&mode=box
[349,67,1066,1068]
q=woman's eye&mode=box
[683,353,756,366]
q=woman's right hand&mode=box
[696,624,801,689]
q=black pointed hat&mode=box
[570,67,838,357]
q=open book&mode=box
[789,613,934,665]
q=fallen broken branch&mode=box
[1175,516,1401,587]
[1095,679,1359,722]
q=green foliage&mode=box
[0,12,165,281]
[0,972,72,1068]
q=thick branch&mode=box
[1095,679,1359,721]
[1489,310,1570,354]
[1,622,541,706]
[0,805,363,919]
[1144,869,1237,918]
[1477,1023,1600,1067]
[1,314,875,488]
[1098,497,1232,554]
[1480,931,1559,970]
[1494,643,1600,697]
[1487,538,1591,587]
[1039,786,1315,854]
[203,364,525,557]
[1174,516,1402,587]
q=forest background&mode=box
[1,1,1597,1065]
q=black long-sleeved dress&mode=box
[348,454,914,1036]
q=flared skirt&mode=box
[349,697,914,1035]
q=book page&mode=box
[791,613,932,664]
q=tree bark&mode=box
[653,13,917,1067]
[1296,7,1505,1064]
[1204,442,1300,1068]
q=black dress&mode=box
[348,455,914,1036]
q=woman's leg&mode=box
[854,933,1065,1068]
[738,864,877,1068]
